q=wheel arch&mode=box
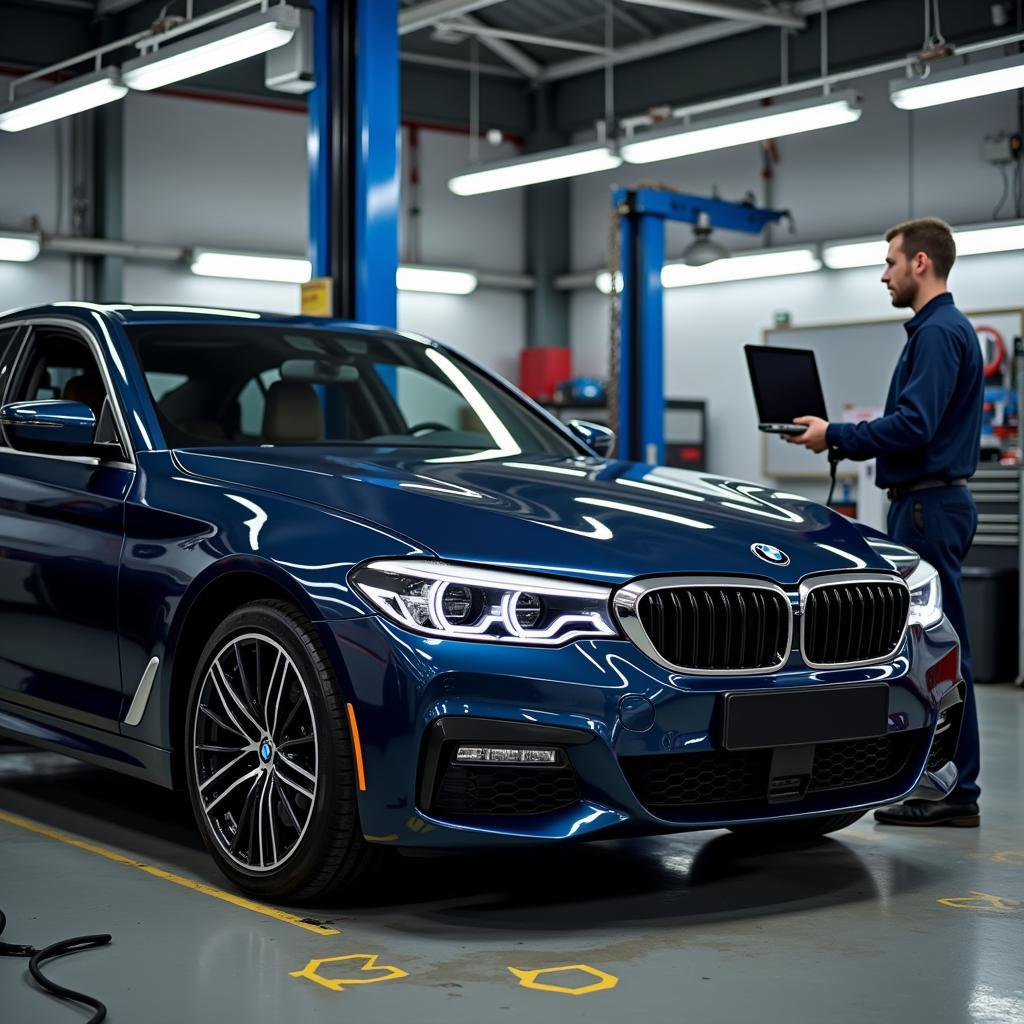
[164,560,331,788]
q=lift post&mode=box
[613,187,787,464]
[308,0,399,325]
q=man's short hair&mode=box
[885,217,956,278]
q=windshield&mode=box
[126,323,579,458]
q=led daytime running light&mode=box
[351,560,616,646]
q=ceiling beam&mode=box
[399,0,510,35]
[540,0,871,82]
[400,50,523,78]
[461,13,542,77]
[96,0,149,14]
[621,0,805,30]
[443,21,609,55]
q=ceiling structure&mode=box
[0,0,1016,137]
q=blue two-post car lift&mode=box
[613,187,787,464]
[307,0,399,326]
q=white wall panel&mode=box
[571,251,1024,489]
[123,93,307,253]
[571,74,1020,270]
[2,89,528,378]
[123,263,301,314]
[569,71,1024,487]
[398,289,525,381]
[401,128,525,275]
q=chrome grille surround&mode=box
[613,576,793,676]
[615,571,912,675]
[798,572,911,670]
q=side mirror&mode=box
[568,419,616,458]
[0,400,99,455]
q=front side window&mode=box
[8,328,108,414]
[126,324,579,458]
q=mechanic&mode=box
[786,216,984,828]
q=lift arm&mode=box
[613,186,786,463]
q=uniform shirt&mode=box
[824,293,983,489]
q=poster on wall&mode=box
[968,311,1023,465]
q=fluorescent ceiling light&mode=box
[0,230,41,262]
[823,239,887,269]
[954,221,1024,256]
[122,6,299,92]
[397,266,478,295]
[620,90,862,164]
[449,142,622,196]
[661,248,820,287]
[890,54,1024,111]
[0,67,128,133]
[824,221,1024,269]
[595,271,622,294]
[190,249,311,283]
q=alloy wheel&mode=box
[192,632,319,873]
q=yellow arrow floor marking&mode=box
[290,954,408,992]
[509,964,618,995]
[992,850,1024,865]
[0,809,339,936]
[937,891,1017,911]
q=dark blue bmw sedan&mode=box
[0,303,964,901]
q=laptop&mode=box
[744,344,828,435]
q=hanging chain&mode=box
[469,39,480,164]
[920,0,947,55]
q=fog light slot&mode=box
[455,745,558,765]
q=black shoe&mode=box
[874,799,979,827]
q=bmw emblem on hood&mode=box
[752,543,790,566]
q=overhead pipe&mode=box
[13,232,536,291]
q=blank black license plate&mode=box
[721,684,890,751]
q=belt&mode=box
[886,477,967,501]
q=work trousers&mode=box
[887,485,980,804]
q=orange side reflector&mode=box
[345,703,367,792]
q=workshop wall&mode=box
[569,70,1024,487]
[1,81,527,374]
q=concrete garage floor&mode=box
[1,687,1022,1024]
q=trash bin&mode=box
[961,566,1018,683]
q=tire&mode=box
[184,599,384,902]
[727,811,865,845]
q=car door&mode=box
[0,320,133,730]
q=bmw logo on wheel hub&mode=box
[259,739,273,764]
[752,543,790,566]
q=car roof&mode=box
[0,302,431,345]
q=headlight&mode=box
[907,559,942,628]
[350,559,618,645]
[866,537,920,578]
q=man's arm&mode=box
[790,326,962,459]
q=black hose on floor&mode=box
[0,907,111,1023]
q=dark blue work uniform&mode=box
[825,293,984,805]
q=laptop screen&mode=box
[744,345,828,424]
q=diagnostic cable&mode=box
[826,445,841,508]
[0,906,111,1023]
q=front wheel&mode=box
[184,599,383,901]
[727,811,865,844]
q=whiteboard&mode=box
[761,309,1024,478]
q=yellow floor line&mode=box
[0,809,340,937]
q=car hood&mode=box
[173,447,892,584]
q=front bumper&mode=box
[318,614,963,848]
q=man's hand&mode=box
[785,416,829,453]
